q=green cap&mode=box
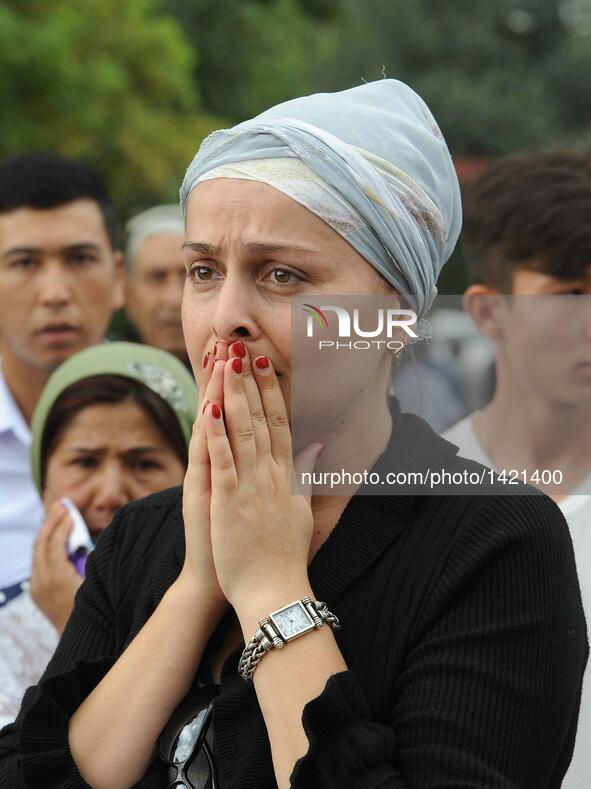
[30,342,197,494]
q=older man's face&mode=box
[126,231,187,360]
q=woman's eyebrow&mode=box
[183,240,318,257]
[68,445,165,451]
[65,446,104,454]
[63,446,169,463]
[182,241,220,255]
[241,241,318,257]
[124,447,167,456]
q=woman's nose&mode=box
[92,465,130,512]
[211,275,261,342]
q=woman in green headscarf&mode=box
[0,342,196,727]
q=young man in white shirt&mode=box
[443,150,591,789]
[0,153,124,592]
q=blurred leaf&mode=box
[165,0,337,120]
[0,0,225,211]
[307,0,588,156]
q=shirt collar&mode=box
[0,360,32,445]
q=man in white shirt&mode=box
[0,153,124,590]
[443,150,591,788]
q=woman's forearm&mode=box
[236,581,348,789]
[68,576,224,789]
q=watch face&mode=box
[271,602,314,641]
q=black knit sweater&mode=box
[0,409,587,788]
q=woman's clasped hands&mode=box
[179,340,324,626]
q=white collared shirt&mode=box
[0,361,44,588]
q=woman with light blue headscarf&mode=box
[0,80,585,789]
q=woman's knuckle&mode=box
[269,412,289,429]
[259,376,277,390]
[236,427,255,443]
[250,409,267,425]
[219,456,236,473]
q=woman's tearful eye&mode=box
[72,456,97,470]
[132,459,161,473]
[268,268,301,285]
[188,265,218,282]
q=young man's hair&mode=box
[0,152,118,248]
[462,149,591,290]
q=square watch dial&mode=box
[270,602,315,641]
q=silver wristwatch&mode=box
[238,596,340,682]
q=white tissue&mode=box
[61,497,94,554]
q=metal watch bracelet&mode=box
[238,596,340,682]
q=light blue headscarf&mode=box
[180,79,462,317]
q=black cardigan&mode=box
[0,409,587,788]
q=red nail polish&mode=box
[232,341,246,358]
[203,352,210,369]
[202,399,209,414]
[255,356,270,369]
[211,403,222,419]
[231,357,242,374]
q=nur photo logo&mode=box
[302,303,418,350]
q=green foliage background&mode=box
[0,0,222,211]
[1,0,590,290]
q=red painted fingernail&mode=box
[203,352,210,369]
[232,341,246,358]
[231,357,242,374]
[211,403,222,419]
[255,356,270,369]
[202,399,209,414]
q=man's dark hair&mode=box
[40,374,187,489]
[0,152,117,248]
[462,150,591,290]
